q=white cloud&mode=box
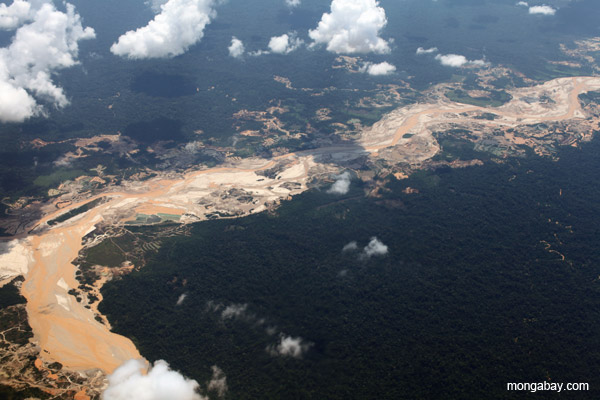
[470,59,488,67]
[0,0,37,30]
[309,0,390,54]
[111,0,218,59]
[184,141,203,153]
[327,171,352,194]
[221,303,248,320]
[516,1,528,6]
[360,61,396,76]
[267,335,312,358]
[206,301,254,321]
[53,156,72,167]
[176,293,187,306]
[0,1,95,123]
[435,54,468,67]
[265,326,278,335]
[146,0,169,12]
[0,80,37,123]
[248,49,269,57]
[207,366,228,398]
[102,359,206,400]
[286,0,301,7]
[206,302,310,361]
[435,53,487,68]
[344,237,389,259]
[342,241,358,252]
[361,236,388,259]
[247,32,303,57]
[529,5,556,15]
[206,300,221,312]
[228,36,244,58]
[268,32,303,54]
[416,46,438,55]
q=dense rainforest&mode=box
[101,136,600,399]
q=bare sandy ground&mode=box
[9,76,600,376]
[24,209,141,373]
[359,76,600,163]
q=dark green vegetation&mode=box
[0,305,32,348]
[445,89,512,107]
[0,277,26,309]
[101,136,600,399]
[124,118,185,145]
[33,169,87,189]
[0,280,40,400]
[47,197,103,226]
[432,132,491,163]
[75,223,187,286]
[579,90,600,107]
[0,141,79,200]
[0,385,50,400]
[529,62,594,82]
[0,279,31,347]
[131,72,198,98]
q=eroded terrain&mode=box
[1,75,599,395]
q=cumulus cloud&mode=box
[0,0,37,30]
[342,241,358,252]
[327,171,352,195]
[435,53,487,68]
[416,46,438,55]
[176,293,187,306]
[360,236,388,259]
[247,32,303,56]
[207,366,228,398]
[516,1,528,6]
[286,0,301,7]
[343,237,389,260]
[102,359,206,400]
[359,61,396,76]
[228,36,244,58]
[528,5,556,15]
[0,1,95,123]
[267,335,312,358]
[206,301,253,321]
[111,0,219,59]
[0,80,36,123]
[268,32,303,54]
[309,0,390,54]
[221,303,248,319]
